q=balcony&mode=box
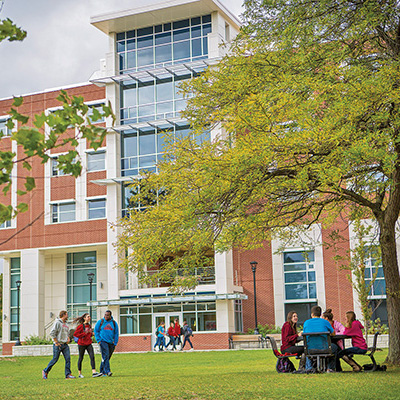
[125,266,215,290]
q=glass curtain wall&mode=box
[67,251,97,319]
[117,15,211,74]
[120,301,217,334]
[10,257,21,340]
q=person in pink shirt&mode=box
[338,311,367,372]
[323,308,346,371]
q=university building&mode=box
[0,0,389,355]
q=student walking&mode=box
[94,310,119,377]
[181,320,194,351]
[174,318,182,347]
[165,322,176,350]
[156,322,166,351]
[73,313,102,378]
[42,310,75,379]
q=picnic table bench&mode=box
[229,334,268,349]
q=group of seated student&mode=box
[281,305,367,372]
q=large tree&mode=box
[0,17,114,228]
[117,0,400,364]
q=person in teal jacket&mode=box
[94,310,119,376]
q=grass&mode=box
[0,349,398,400]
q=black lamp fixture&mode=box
[87,272,95,324]
[15,280,22,346]
[250,261,259,335]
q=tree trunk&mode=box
[379,223,400,366]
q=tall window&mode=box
[51,157,66,176]
[234,300,243,333]
[116,15,211,74]
[67,251,97,319]
[364,246,387,324]
[87,103,105,124]
[10,257,21,340]
[283,250,317,324]
[87,151,106,172]
[52,202,75,223]
[0,117,10,137]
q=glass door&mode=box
[152,312,182,349]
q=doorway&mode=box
[152,312,183,349]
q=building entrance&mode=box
[152,312,182,349]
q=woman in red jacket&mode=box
[281,311,305,369]
[73,313,102,378]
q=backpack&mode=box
[276,357,296,373]
[186,326,193,336]
[155,327,160,337]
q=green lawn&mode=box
[0,349,398,400]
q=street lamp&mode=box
[250,261,259,335]
[87,273,95,324]
[15,280,21,346]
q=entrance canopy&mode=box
[87,292,247,307]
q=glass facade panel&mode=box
[284,250,316,302]
[10,257,21,340]
[139,314,152,333]
[67,251,97,319]
[116,15,211,74]
[52,202,75,223]
[0,118,10,137]
[364,246,386,298]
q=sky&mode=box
[0,0,244,100]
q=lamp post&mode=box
[87,273,95,323]
[15,280,21,346]
[250,261,259,334]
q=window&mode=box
[0,117,10,137]
[51,157,65,177]
[52,202,75,223]
[234,300,243,332]
[87,151,105,172]
[283,250,316,301]
[87,103,105,124]
[67,251,97,319]
[116,14,211,74]
[10,257,20,341]
[120,74,196,125]
[0,220,11,229]
[119,301,217,334]
[284,302,317,325]
[364,247,386,298]
[88,198,106,219]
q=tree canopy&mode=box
[118,0,400,363]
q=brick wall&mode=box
[115,335,152,352]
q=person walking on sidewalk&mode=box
[94,310,119,377]
[42,310,75,379]
[181,320,194,351]
[73,313,102,378]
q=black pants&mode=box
[283,345,304,355]
[78,344,95,371]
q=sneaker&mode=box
[107,372,113,377]
[92,372,102,377]
[42,370,48,380]
[78,374,84,378]
[65,375,76,379]
[189,348,194,351]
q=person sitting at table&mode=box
[281,311,306,370]
[322,309,345,349]
[322,308,345,371]
[303,305,339,372]
[338,311,367,372]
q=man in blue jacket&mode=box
[94,310,119,376]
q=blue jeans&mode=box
[154,336,165,349]
[99,341,115,375]
[44,343,71,377]
[306,343,339,371]
[338,347,367,357]
[182,336,193,349]
[166,336,176,349]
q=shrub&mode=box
[367,318,389,335]
[247,323,281,335]
[23,335,53,345]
